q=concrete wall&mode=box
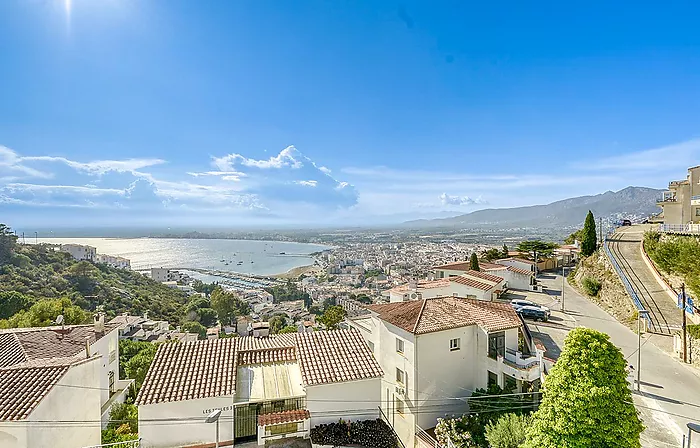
[90,327,120,405]
[306,378,380,427]
[139,396,235,448]
[28,358,102,448]
[0,422,27,448]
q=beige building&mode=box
[657,165,700,226]
[389,270,506,302]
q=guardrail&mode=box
[658,223,700,234]
[603,236,652,329]
[416,425,445,448]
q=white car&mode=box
[510,299,550,312]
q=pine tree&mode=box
[581,211,598,257]
[502,244,509,258]
[523,328,643,448]
[470,253,480,271]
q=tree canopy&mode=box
[470,253,480,271]
[581,211,598,257]
[523,328,643,448]
[181,321,207,340]
[268,315,286,334]
[210,287,250,326]
[0,297,90,329]
[516,240,559,260]
[318,305,346,330]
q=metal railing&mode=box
[416,425,445,448]
[603,236,652,328]
[82,439,140,448]
[659,223,700,234]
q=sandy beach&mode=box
[272,264,323,279]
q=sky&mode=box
[2,1,700,229]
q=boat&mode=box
[279,252,286,255]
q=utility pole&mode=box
[636,309,648,391]
[598,217,603,246]
[682,284,688,363]
[561,257,565,312]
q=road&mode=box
[514,272,700,448]
[607,226,684,335]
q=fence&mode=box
[603,236,652,329]
[659,223,700,235]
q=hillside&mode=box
[406,186,662,229]
[0,241,189,324]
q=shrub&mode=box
[688,324,700,340]
[581,277,602,296]
[485,413,531,448]
[310,419,397,447]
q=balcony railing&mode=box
[502,348,539,370]
[82,439,140,448]
[692,195,700,205]
[659,224,700,235]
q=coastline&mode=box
[272,264,322,279]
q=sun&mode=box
[64,0,72,15]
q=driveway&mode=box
[504,274,700,448]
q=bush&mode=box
[310,419,397,447]
[581,277,602,296]
[485,413,531,448]
[688,324,700,340]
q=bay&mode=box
[36,238,330,276]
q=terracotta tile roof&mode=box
[258,409,310,426]
[506,266,534,276]
[450,276,494,291]
[497,257,536,265]
[368,297,521,335]
[136,339,237,406]
[480,263,506,271]
[390,279,450,293]
[237,347,296,366]
[433,261,471,271]
[462,270,504,283]
[0,364,69,420]
[0,334,26,368]
[236,334,295,351]
[293,329,383,386]
[0,324,118,368]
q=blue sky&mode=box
[2,1,700,228]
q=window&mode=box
[396,368,405,385]
[108,370,115,395]
[488,331,506,359]
[396,338,404,354]
[696,208,700,217]
[488,370,498,387]
[395,396,405,414]
[449,337,460,351]
[503,373,517,392]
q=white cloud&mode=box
[439,193,487,206]
[319,166,332,174]
[579,138,700,172]
[22,155,165,175]
[0,146,53,179]
[187,171,246,181]
[295,180,318,187]
[213,146,303,170]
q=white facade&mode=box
[389,276,505,303]
[59,243,96,261]
[305,378,380,427]
[96,253,131,269]
[0,358,102,448]
[495,258,535,273]
[484,266,534,291]
[150,268,181,283]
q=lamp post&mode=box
[206,409,222,448]
[687,422,700,447]
[636,309,649,391]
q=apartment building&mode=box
[150,267,183,283]
[0,316,133,448]
[349,297,543,448]
[59,243,96,261]
[389,270,506,302]
[136,329,382,448]
[96,253,131,269]
[110,313,197,343]
[657,165,700,226]
[434,260,537,291]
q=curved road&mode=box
[607,226,683,335]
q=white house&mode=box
[150,268,183,283]
[59,243,96,262]
[136,329,383,448]
[389,270,505,302]
[434,260,537,292]
[0,317,133,447]
[348,296,543,448]
[110,313,197,343]
[96,253,131,269]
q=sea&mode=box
[35,237,331,277]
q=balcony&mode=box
[657,192,677,204]
[692,195,700,206]
[498,348,542,382]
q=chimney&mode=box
[94,312,105,337]
[143,312,149,320]
[85,337,91,358]
[408,280,417,291]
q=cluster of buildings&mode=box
[59,243,131,270]
[656,165,700,232]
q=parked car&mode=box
[517,305,550,322]
[621,219,632,226]
[510,299,549,312]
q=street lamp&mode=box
[687,422,700,448]
[636,309,649,391]
[206,409,222,448]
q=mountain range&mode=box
[405,186,663,229]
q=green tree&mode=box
[124,344,158,390]
[279,325,298,333]
[119,339,154,379]
[197,308,218,327]
[581,210,598,257]
[481,248,502,262]
[485,413,531,448]
[0,223,18,265]
[192,280,218,296]
[210,287,250,326]
[523,328,643,448]
[67,260,99,293]
[268,315,286,334]
[564,228,584,245]
[0,291,33,319]
[102,402,138,444]
[516,240,559,260]
[182,321,207,340]
[2,297,90,328]
[318,305,347,330]
[502,244,509,258]
[469,253,480,271]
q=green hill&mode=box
[1,226,188,326]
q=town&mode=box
[1,165,700,448]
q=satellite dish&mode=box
[55,315,65,325]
